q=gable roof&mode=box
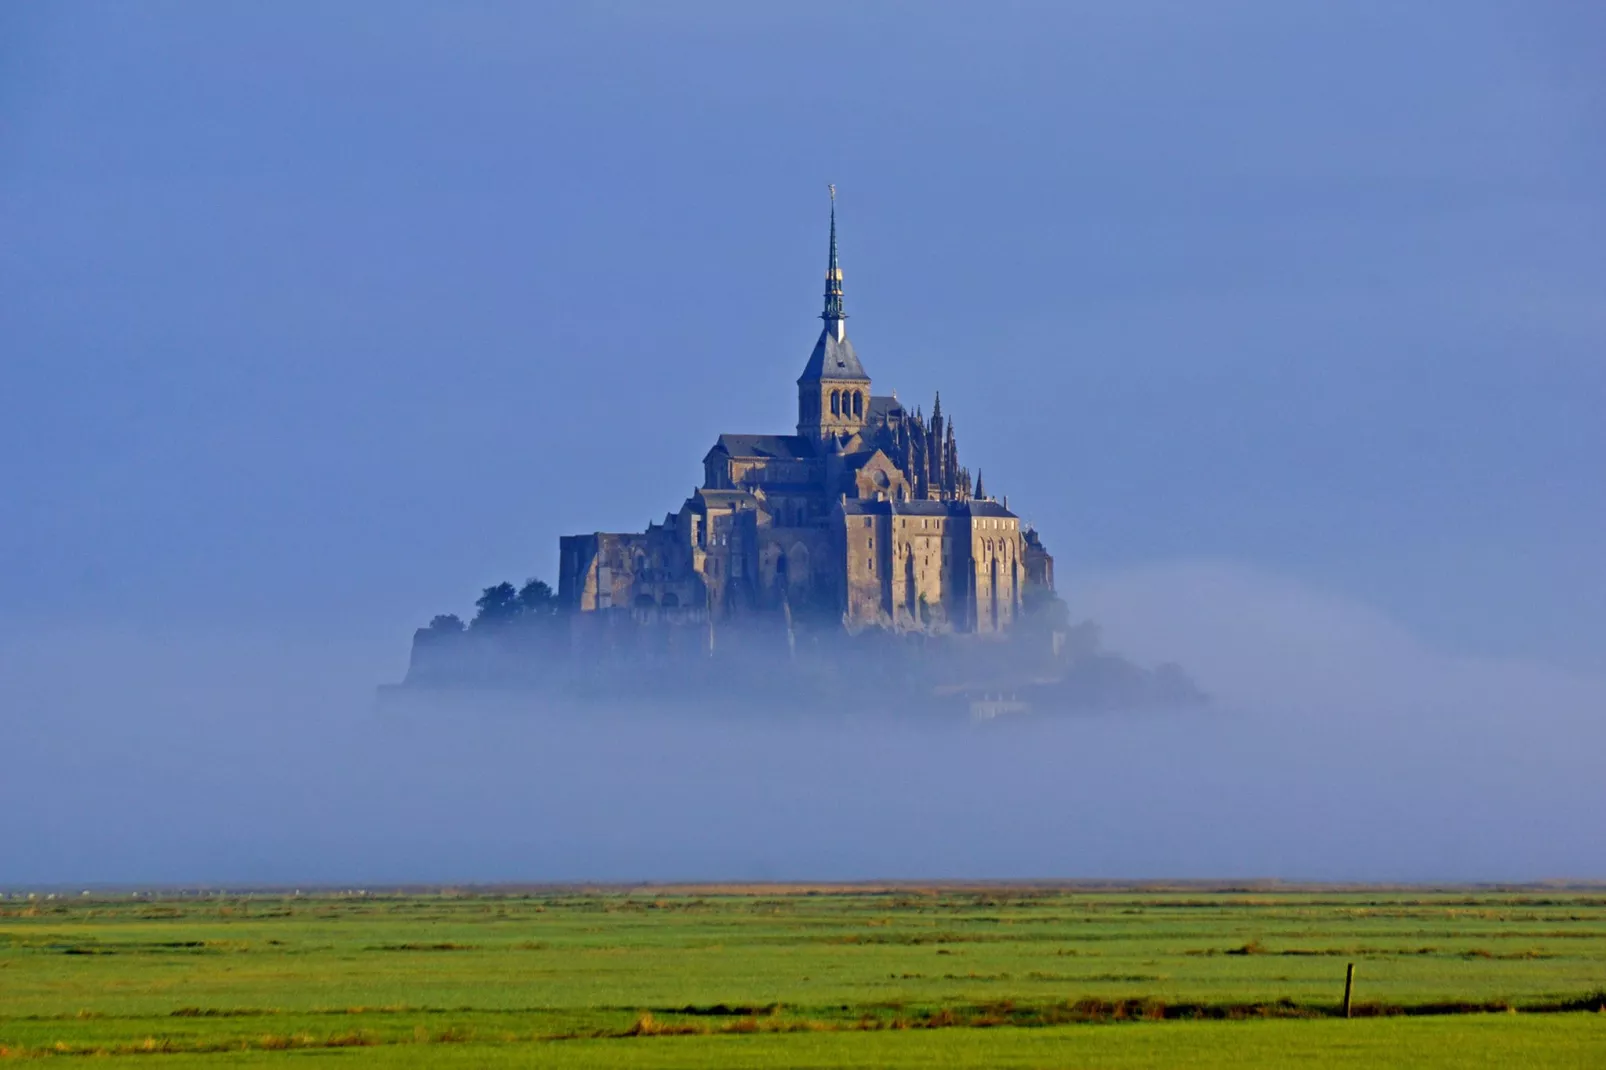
[867,395,903,423]
[797,327,869,383]
[708,434,816,461]
[842,447,896,472]
[686,488,761,514]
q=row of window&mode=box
[735,462,810,483]
[860,517,1018,531]
[862,540,1014,559]
[830,389,864,419]
[863,553,1022,579]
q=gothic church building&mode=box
[557,198,1054,633]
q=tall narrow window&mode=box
[831,390,840,416]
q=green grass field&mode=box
[3,887,1603,1066]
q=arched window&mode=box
[662,592,680,608]
[989,557,1000,630]
[852,392,863,418]
[831,390,840,416]
[785,544,809,590]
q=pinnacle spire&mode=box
[821,184,845,333]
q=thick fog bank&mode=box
[3,563,1602,887]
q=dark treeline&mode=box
[422,578,558,636]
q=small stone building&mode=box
[558,199,1053,635]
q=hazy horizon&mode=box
[4,3,1603,886]
[6,557,1602,888]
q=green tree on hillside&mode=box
[471,582,520,629]
[518,578,557,615]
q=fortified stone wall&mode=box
[893,512,954,629]
[969,513,1024,634]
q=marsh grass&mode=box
[2,888,1604,1063]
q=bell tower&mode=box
[797,186,871,441]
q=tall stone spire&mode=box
[944,420,959,498]
[796,185,869,439]
[821,184,846,340]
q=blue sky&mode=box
[2,4,1604,881]
[5,2,1604,662]
[5,2,1602,671]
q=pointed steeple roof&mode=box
[798,186,869,384]
[799,331,868,383]
[823,188,843,323]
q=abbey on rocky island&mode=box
[557,194,1054,634]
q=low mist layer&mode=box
[3,562,1602,888]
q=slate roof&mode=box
[797,327,870,383]
[839,499,893,516]
[746,481,822,494]
[868,395,904,423]
[688,488,761,512]
[842,448,893,471]
[892,501,953,516]
[829,431,868,456]
[709,434,816,460]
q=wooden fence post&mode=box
[1343,962,1355,1018]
